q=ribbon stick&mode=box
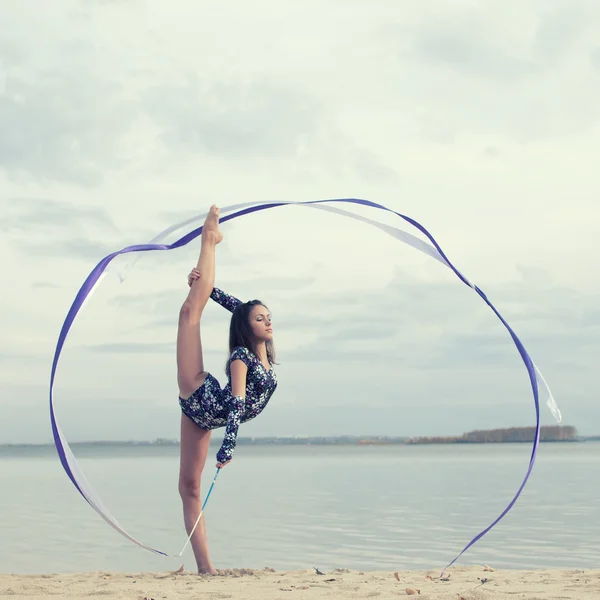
[50,198,561,565]
[175,467,221,557]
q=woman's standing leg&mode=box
[176,205,222,574]
[178,415,215,574]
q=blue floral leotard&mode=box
[178,288,278,463]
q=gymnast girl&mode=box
[176,205,278,573]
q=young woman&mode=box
[176,205,278,574]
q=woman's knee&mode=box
[179,301,202,325]
[179,474,201,501]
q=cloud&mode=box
[275,270,599,383]
[0,33,138,185]
[1,198,120,263]
[400,3,593,82]
[381,1,600,144]
[16,238,116,262]
[82,342,173,354]
[351,150,398,182]
[1,198,116,232]
[111,275,320,310]
[144,75,322,159]
[106,275,322,334]
[533,4,593,62]
[0,351,45,365]
[31,282,60,290]
[0,4,396,189]
[409,16,534,82]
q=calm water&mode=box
[1,442,599,574]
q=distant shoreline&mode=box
[2,427,599,449]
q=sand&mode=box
[1,566,598,600]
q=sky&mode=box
[1,0,599,444]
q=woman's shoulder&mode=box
[229,346,255,363]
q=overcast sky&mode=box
[1,0,599,444]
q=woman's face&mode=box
[249,304,273,341]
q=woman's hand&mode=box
[216,459,231,469]
[187,268,201,287]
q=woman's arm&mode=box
[215,359,248,467]
[188,268,242,313]
[210,288,243,313]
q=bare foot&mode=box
[197,565,218,576]
[202,205,223,245]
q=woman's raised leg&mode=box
[176,205,222,399]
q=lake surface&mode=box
[1,442,599,574]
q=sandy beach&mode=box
[1,566,598,600]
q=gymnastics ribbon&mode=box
[50,198,561,569]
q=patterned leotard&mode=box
[178,288,278,463]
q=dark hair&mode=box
[228,299,276,368]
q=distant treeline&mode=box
[406,425,578,444]
[4,427,596,449]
